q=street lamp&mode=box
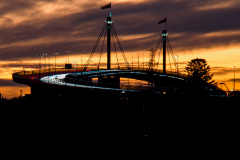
[131,52,134,70]
[43,53,47,69]
[67,51,71,64]
[37,55,43,78]
[81,49,84,70]
[219,83,230,95]
[47,57,51,68]
[175,55,178,75]
[81,55,83,70]
[233,66,235,92]
[72,62,77,78]
[138,56,139,71]
[54,52,58,73]
[143,53,144,70]
[37,55,43,69]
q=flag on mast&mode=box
[101,3,111,10]
[158,17,167,24]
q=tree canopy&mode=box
[185,58,214,83]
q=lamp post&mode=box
[72,62,77,79]
[37,55,43,69]
[81,55,82,70]
[80,49,84,71]
[175,55,178,75]
[54,52,58,73]
[138,56,139,71]
[143,53,144,70]
[67,50,71,64]
[37,55,43,78]
[66,51,71,73]
[47,58,51,70]
[233,66,235,92]
[131,52,134,70]
[43,53,47,69]
[219,83,230,95]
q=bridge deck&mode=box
[12,67,224,96]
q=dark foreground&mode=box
[1,95,240,159]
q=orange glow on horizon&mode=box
[1,44,239,86]
[1,44,239,98]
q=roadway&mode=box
[39,69,186,93]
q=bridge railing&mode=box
[14,66,187,78]
[13,66,187,92]
[94,66,187,78]
[12,68,81,85]
[63,75,176,92]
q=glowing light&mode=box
[105,20,113,24]
[162,33,168,37]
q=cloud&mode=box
[0,17,13,25]
[0,0,240,61]
[196,1,239,11]
[0,1,36,16]
[211,67,232,76]
[0,62,38,68]
[225,79,240,83]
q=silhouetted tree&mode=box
[185,58,214,83]
[185,58,220,95]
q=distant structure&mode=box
[148,48,158,70]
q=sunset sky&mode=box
[0,0,240,98]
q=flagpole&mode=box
[166,17,167,32]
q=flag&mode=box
[101,3,111,10]
[158,17,167,24]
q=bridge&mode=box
[12,66,223,99]
[12,4,224,99]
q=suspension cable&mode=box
[84,23,107,71]
[167,37,177,73]
[156,36,162,70]
[167,46,172,73]
[112,24,130,70]
[98,28,107,69]
[167,37,177,66]
[112,30,120,69]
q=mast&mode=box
[162,30,167,74]
[106,17,112,70]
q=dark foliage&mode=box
[186,58,214,83]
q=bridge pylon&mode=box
[155,18,178,75]
[162,29,167,74]
[84,3,130,71]
[106,16,112,70]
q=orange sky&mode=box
[1,0,240,98]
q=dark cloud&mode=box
[211,66,240,78]
[226,79,240,83]
[0,0,36,16]
[211,67,231,76]
[0,62,39,68]
[0,0,240,60]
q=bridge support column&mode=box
[106,17,112,70]
[162,30,167,74]
[98,76,120,88]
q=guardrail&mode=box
[14,66,187,78]
[13,66,227,96]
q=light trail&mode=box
[39,69,185,93]
[40,73,139,92]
